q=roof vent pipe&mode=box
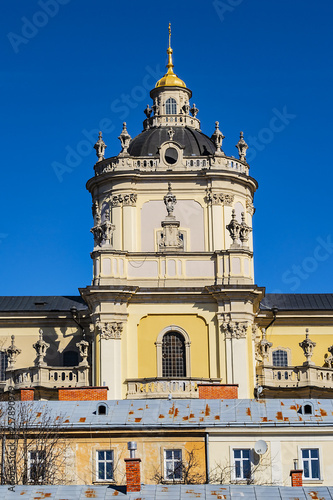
[127,441,137,459]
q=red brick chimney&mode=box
[290,469,303,487]
[125,441,141,493]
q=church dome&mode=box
[127,126,216,157]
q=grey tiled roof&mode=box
[0,296,88,312]
[0,485,333,499]
[261,293,333,311]
[1,399,332,429]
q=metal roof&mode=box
[1,485,333,499]
[0,293,332,313]
[2,398,333,429]
[127,126,216,157]
[0,296,88,312]
[260,293,333,311]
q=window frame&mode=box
[269,347,291,367]
[299,447,322,481]
[164,448,182,481]
[165,97,177,115]
[231,448,252,482]
[95,449,114,482]
[156,326,191,378]
[28,450,46,484]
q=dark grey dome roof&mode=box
[127,126,216,157]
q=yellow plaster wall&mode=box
[137,314,209,379]
[264,325,333,366]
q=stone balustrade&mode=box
[5,365,89,390]
[126,378,221,399]
[257,364,333,390]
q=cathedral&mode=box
[1,27,333,495]
[1,27,333,405]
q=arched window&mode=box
[0,351,8,381]
[165,98,177,115]
[162,332,186,377]
[272,349,288,367]
[63,350,79,367]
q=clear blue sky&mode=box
[1,0,333,295]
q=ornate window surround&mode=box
[156,326,191,377]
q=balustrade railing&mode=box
[257,364,333,389]
[126,377,221,399]
[5,365,89,390]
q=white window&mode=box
[301,448,320,479]
[28,450,46,483]
[165,98,177,115]
[164,449,182,480]
[233,449,251,480]
[96,450,113,481]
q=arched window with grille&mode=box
[165,98,177,115]
[0,351,8,381]
[272,349,288,367]
[162,332,186,377]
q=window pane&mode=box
[303,461,309,478]
[272,350,288,366]
[106,462,113,479]
[162,332,186,378]
[98,463,105,479]
[311,460,319,479]
[244,460,251,479]
[234,450,241,459]
[235,462,241,478]
[302,449,309,459]
[105,450,112,461]
[173,450,181,460]
[98,451,105,461]
[174,465,182,479]
[311,449,319,459]
[242,449,250,459]
[165,450,173,460]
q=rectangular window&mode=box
[164,449,182,481]
[233,449,251,480]
[96,450,113,481]
[302,449,320,479]
[0,351,8,381]
[28,450,46,483]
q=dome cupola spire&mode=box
[155,23,186,88]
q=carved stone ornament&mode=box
[239,212,252,245]
[206,189,234,206]
[110,193,137,207]
[257,328,273,364]
[5,335,21,369]
[252,323,259,342]
[90,219,115,248]
[222,321,248,340]
[33,329,50,367]
[163,182,177,216]
[226,209,241,246]
[167,127,175,141]
[152,97,160,116]
[182,102,190,115]
[144,105,152,118]
[92,201,101,225]
[246,198,255,216]
[326,345,333,368]
[299,329,316,365]
[235,131,248,161]
[96,321,123,340]
[118,122,132,155]
[211,121,225,154]
[94,131,107,162]
[76,339,89,367]
[190,103,199,117]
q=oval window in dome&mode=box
[165,147,178,165]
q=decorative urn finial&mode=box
[118,122,132,156]
[94,131,107,162]
[299,328,316,365]
[211,121,225,154]
[236,131,248,161]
